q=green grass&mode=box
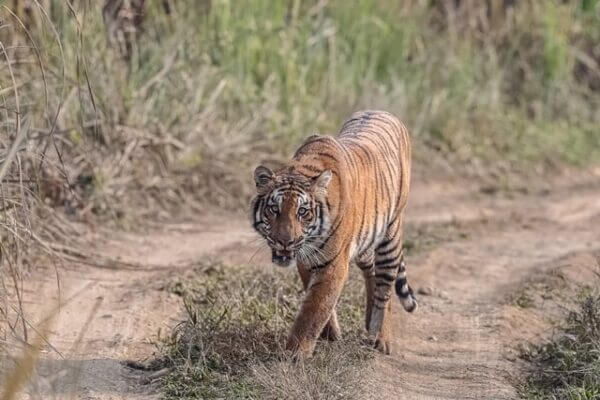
[511,290,536,309]
[1,1,600,218]
[158,262,372,400]
[521,291,600,400]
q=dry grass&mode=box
[157,262,372,400]
[521,288,600,399]
[3,1,600,224]
[0,3,79,398]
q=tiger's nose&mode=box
[280,238,294,249]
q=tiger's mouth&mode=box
[272,250,295,267]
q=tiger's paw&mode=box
[365,333,392,355]
[290,348,313,363]
[374,335,393,355]
[286,337,315,363]
[319,321,341,342]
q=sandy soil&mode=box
[13,168,600,399]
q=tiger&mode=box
[250,110,417,360]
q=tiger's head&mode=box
[251,164,332,267]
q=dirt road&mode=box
[17,168,600,399]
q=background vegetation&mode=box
[1,0,599,219]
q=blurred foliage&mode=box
[1,0,599,217]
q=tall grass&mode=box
[2,0,599,220]
[0,3,71,396]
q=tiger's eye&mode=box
[298,207,309,217]
[269,205,278,214]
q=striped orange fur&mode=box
[251,110,416,359]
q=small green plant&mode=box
[511,290,535,309]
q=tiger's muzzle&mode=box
[270,237,304,267]
[272,249,295,267]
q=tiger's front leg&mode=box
[296,263,341,341]
[286,260,349,360]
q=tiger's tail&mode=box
[395,252,418,312]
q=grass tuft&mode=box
[159,262,372,400]
[521,290,600,399]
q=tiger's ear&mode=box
[312,170,332,193]
[254,165,274,191]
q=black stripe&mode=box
[356,184,368,249]
[376,282,392,287]
[357,262,373,271]
[395,279,411,298]
[287,188,308,197]
[318,215,342,249]
[377,243,398,257]
[311,247,343,271]
[252,221,263,230]
[375,273,395,282]
[354,129,398,207]
[360,174,379,255]
[338,143,359,180]
[355,132,393,161]
[316,152,338,163]
[316,201,324,236]
[301,164,322,173]
[294,137,329,157]
[378,164,392,210]
[387,214,398,229]
[378,237,393,249]
[375,257,397,267]
[374,295,390,303]
[252,197,264,223]
[378,263,400,270]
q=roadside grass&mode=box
[521,290,600,400]
[158,262,372,400]
[2,1,600,221]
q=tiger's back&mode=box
[336,110,411,262]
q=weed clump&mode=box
[160,263,371,400]
[522,292,600,400]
